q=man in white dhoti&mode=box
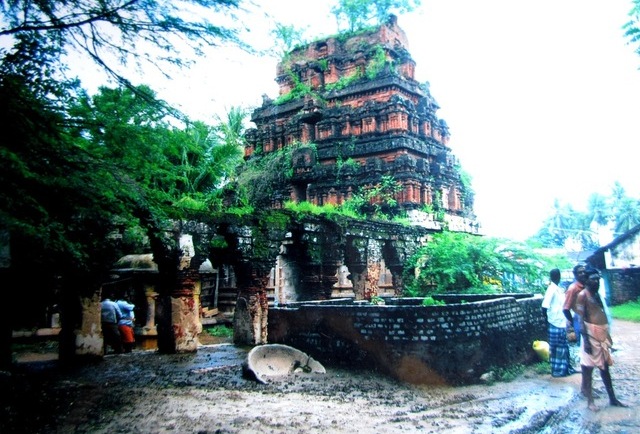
[576,266,626,411]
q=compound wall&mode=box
[268,294,546,385]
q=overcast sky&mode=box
[77,0,640,241]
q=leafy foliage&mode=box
[530,182,640,249]
[205,325,234,338]
[331,0,421,32]
[284,201,342,218]
[403,231,557,296]
[271,23,307,56]
[624,0,640,59]
[0,0,252,285]
[69,86,245,217]
[341,175,403,220]
[236,144,298,208]
[421,296,445,306]
[0,0,246,89]
[0,33,123,283]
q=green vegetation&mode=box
[325,72,363,92]
[487,364,525,384]
[365,44,389,79]
[341,175,403,220]
[532,361,551,375]
[610,298,640,322]
[284,201,342,217]
[237,143,300,208]
[421,296,445,306]
[332,0,422,32]
[271,23,307,56]
[530,182,640,250]
[273,71,317,105]
[370,295,386,305]
[624,1,640,57]
[403,231,569,296]
[205,325,234,338]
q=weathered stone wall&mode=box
[268,294,546,385]
[607,268,640,305]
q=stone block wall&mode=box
[268,294,546,385]
[607,268,640,305]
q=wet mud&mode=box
[2,321,639,433]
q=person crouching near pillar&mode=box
[575,266,626,411]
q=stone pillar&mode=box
[233,269,269,345]
[169,265,203,353]
[142,286,158,335]
[156,234,205,354]
[366,260,381,299]
[349,264,367,300]
[383,240,409,296]
[75,291,103,356]
[345,236,367,300]
[137,286,159,351]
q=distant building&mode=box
[587,224,640,305]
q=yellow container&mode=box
[532,340,550,362]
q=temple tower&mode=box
[245,15,477,233]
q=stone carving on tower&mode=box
[244,15,478,233]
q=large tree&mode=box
[0,0,246,88]
[0,0,251,366]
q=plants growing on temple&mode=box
[237,142,318,208]
[274,69,315,105]
[403,231,557,296]
[342,175,403,220]
[325,71,364,92]
[336,157,361,180]
[365,44,389,79]
[284,201,343,218]
[270,23,307,57]
[331,0,422,32]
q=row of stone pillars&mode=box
[69,217,425,357]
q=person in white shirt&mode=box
[101,294,123,354]
[542,268,577,377]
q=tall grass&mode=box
[610,298,640,322]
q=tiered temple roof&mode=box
[245,15,478,233]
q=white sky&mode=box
[75,0,640,241]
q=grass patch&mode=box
[494,364,525,382]
[610,298,640,322]
[485,364,526,384]
[532,361,551,375]
[205,325,233,338]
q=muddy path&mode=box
[2,321,639,433]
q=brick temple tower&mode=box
[245,15,478,233]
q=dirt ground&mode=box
[2,320,639,434]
